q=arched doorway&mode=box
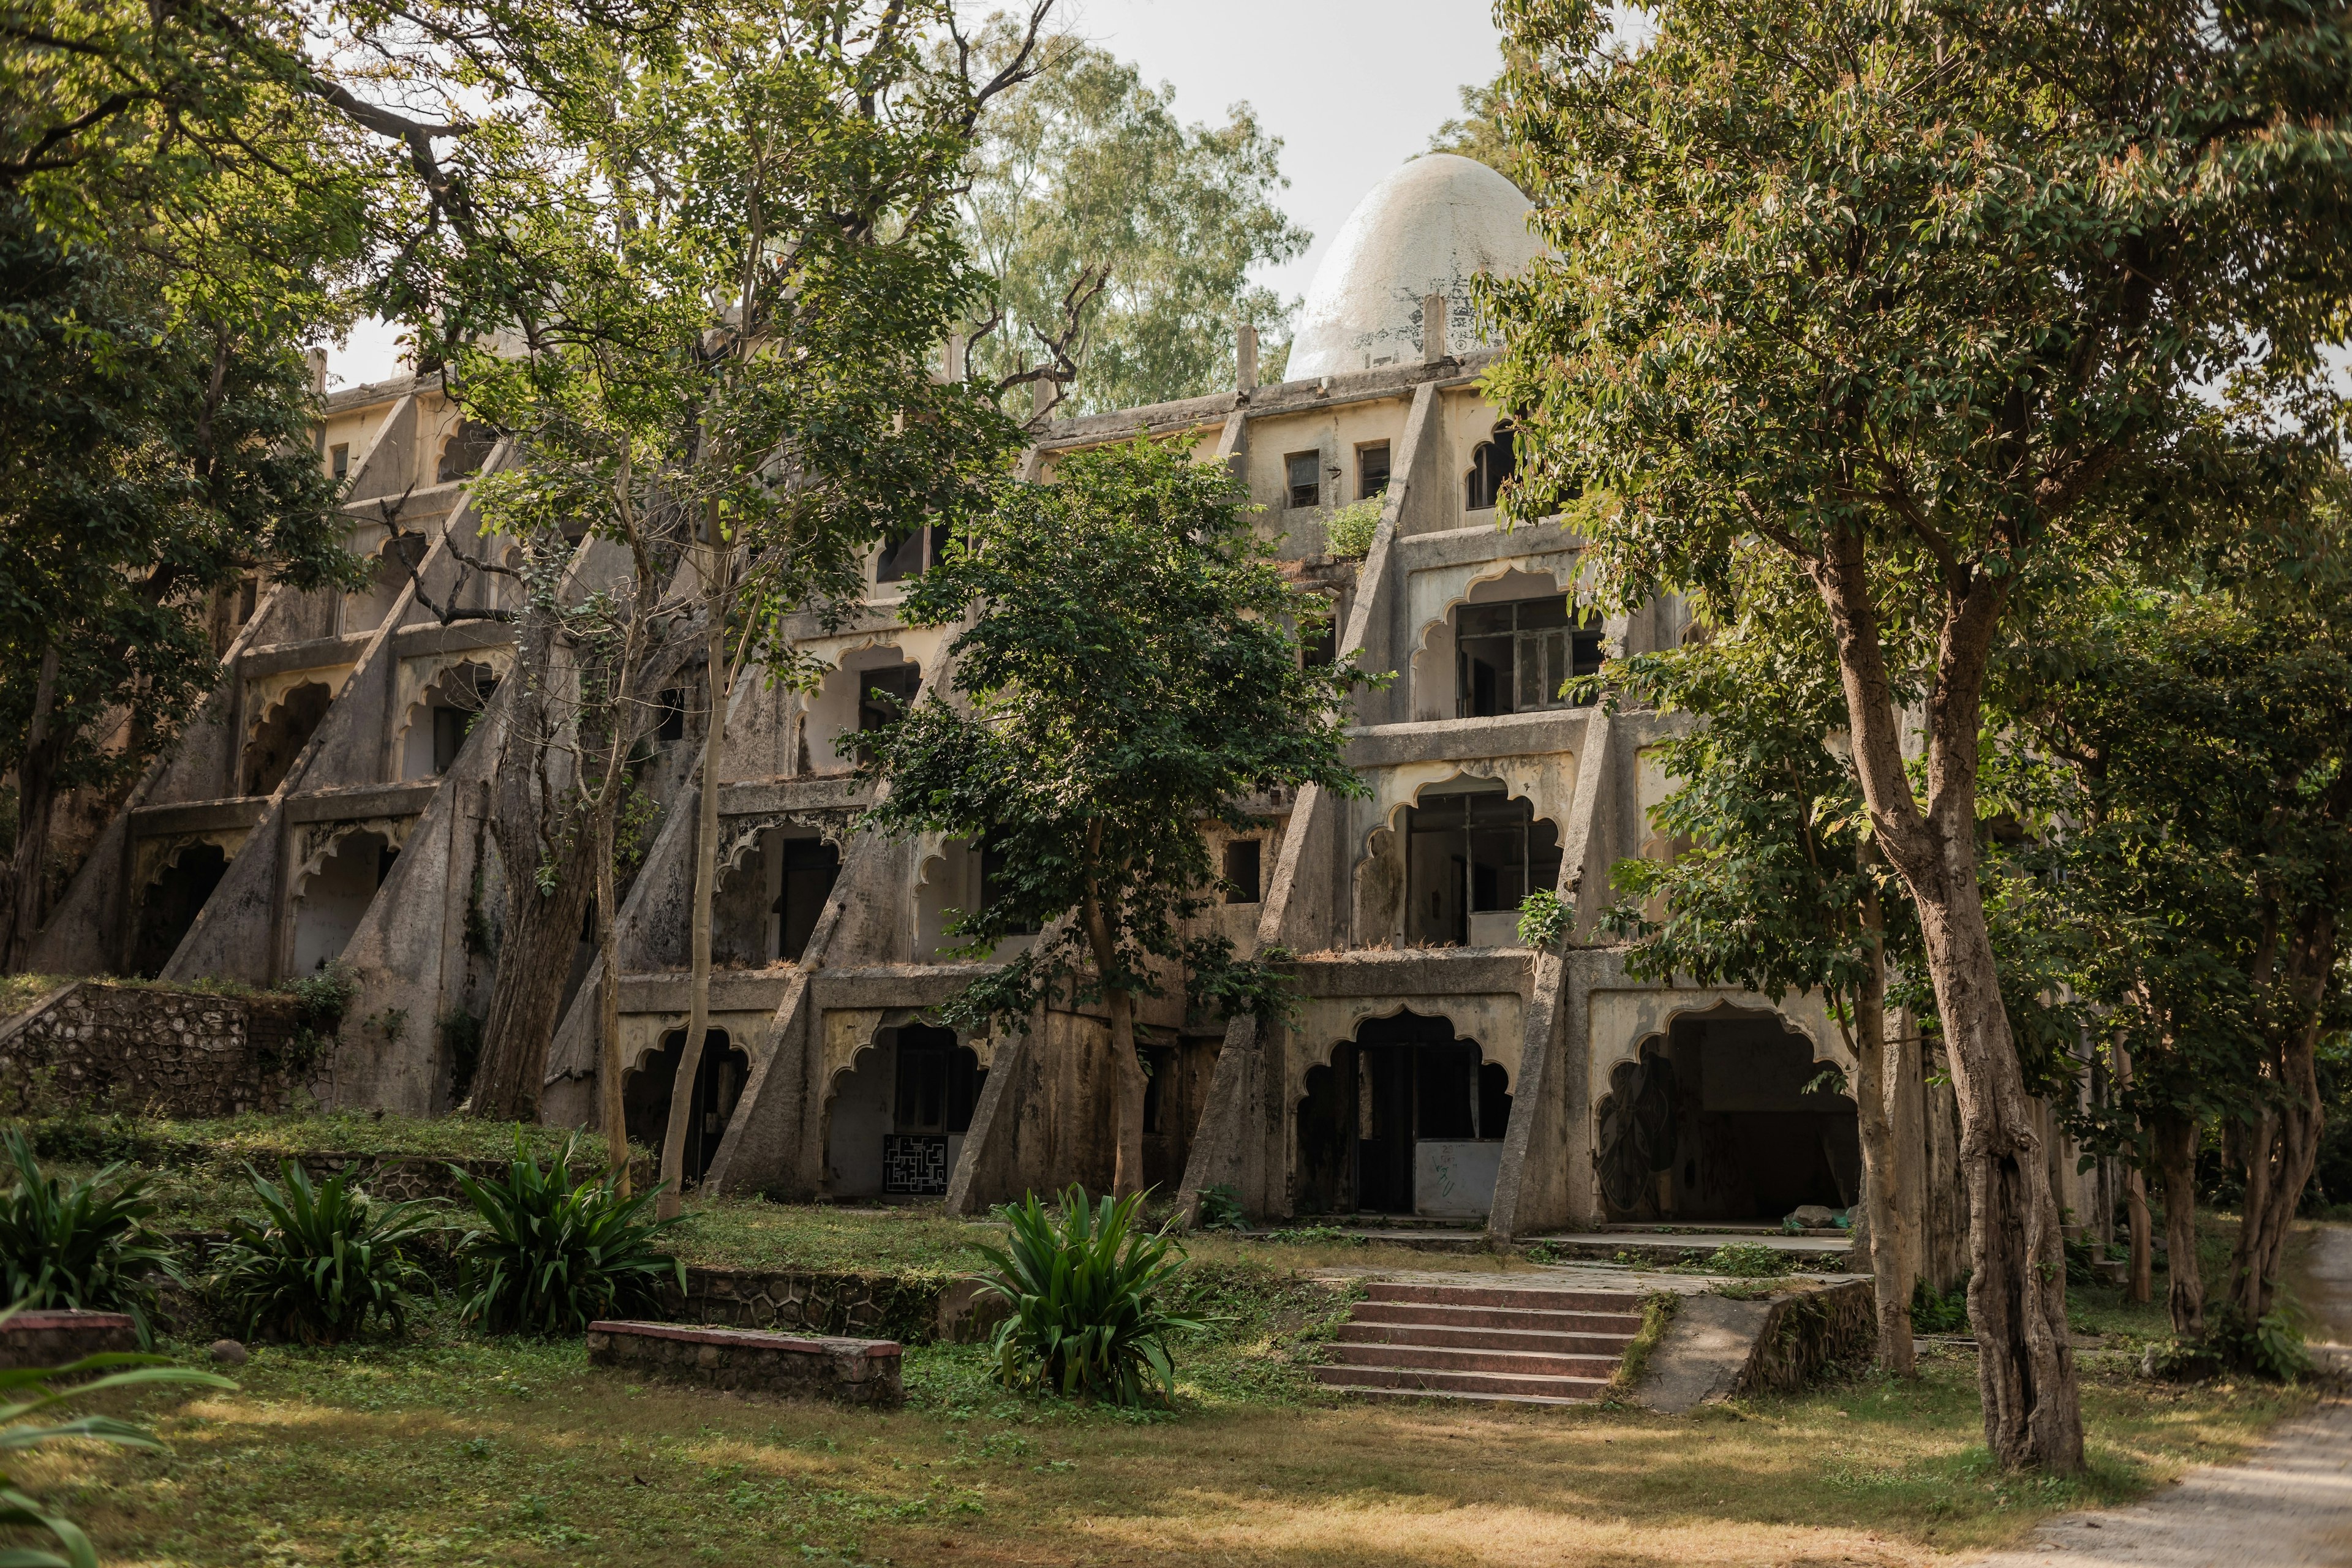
[1594,1006,1859,1224]
[1295,1010,1511,1219]
[824,1024,984,1199]
[623,1028,750,1188]
[290,829,394,974]
[243,682,333,796]
[130,843,228,978]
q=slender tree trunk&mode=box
[1,644,63,971]
[1811,536,2081,1472]
[1078,839,1147,1200]
[597,833,628,1194]
[2112,1042,2153,1304]
[2227,910,2334,1333]
[1851,888,1915,1374]
[659,550,726,1219]
[2152,1110,2205,1338]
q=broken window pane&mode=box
[1357,442,1390,499]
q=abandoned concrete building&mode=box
[20,153,2113,1265]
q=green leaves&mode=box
[450,1132,682,1336]
[858,435,1370,1037]
[208,1159,437,1346]
[972,1185,1204,1408]
[0,1129,179,1349]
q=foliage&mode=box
[973,1186,1204,1407]
[0,1323,233,1568]
[1192,1185,1245,1233]
[1607,1291,1679,1392]
[956,18,1309,416]
[1321,497,1382,560]
[1485,0,2352,1472]
[0,1129,178,1348]
[451,1134,682,1336]
[208,1160,435,1346]
[859,437,1374,1181]
[1911,1280,1972,1336]
[1702,1242,1792,1279]
[1513,887,1570,951]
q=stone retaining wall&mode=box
[0,1310,139,1370]
[587,1321,903,1406]
[0,983,311,1117]
[654,1265,996,1346]
[1731,1278,1876,1397]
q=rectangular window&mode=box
[330,443,349,481]
[1286,451,1321,510]
[1454,597,1603,717]
[1357,442,1390,499]
[876,524,940,584]
[1223,839,1262,903]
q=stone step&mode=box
[1315,1361,1611,1401]
[1335,1320,1636,1357]
[1352,1300,1643,1335]
[1362,1280,1646,1314]
[1326,1340,1622,1378]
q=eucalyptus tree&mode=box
[954,18,1308,418]
[436,2,1040,1204]
[857,438,1368,1197]
[1483,0,2352,1471]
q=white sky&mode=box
[324,0,1502,389]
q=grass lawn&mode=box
[20,1310,2309,1568]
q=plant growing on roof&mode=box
[857,435,1377,1198]
[973,1185,1204,1406]
[450,1133,683,1335]
[208,1159,437,1345]
[0,1129,179,1348]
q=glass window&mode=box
[1357,442,1390,499]
[1466,424,1517,510]
[1454,596,1604,717]
[1286,451,1321,510]
[1403,784,1563,945]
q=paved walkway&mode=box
[1967,1224,2352,1568]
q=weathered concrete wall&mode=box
[586,1321,903,1406]
[0,982,311,1117]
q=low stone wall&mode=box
[0,1310,139,1370]
[1732,1278,1876,1397]
[657,1265,981,1346]
[587,1321,903,1406]
[0,983,311,1118]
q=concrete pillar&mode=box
[1423,292,1447,363]
[1237,322,1258,393]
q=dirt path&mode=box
[1967,1224,2352,1568]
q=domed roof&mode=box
[1285,154,1540,380]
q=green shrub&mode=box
[974,1185,1204,1407]
[1702,1242,1791,1278]
[450,1133,682,1336]
[209,1159,436,1345]
[0,1315,234,1568]
[1911,1276,1970,1333]
[1516,888,1571,949]
[1322,497,1382,558]
[0,1129,179,1346]
[2206,1300,2312,1382]
[1193,1183,1246,1232]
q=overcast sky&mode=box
[324,0,1503,388]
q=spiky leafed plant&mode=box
[0,1129,180,1348]
[0,1313,235,1568]
[208,1161,437,1345]
[450,1133,682,1336]
[973,1185,1203,1408]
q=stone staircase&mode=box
[1314,1280,1646,1405]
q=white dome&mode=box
[1286,154,1540,380]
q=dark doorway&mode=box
[884,1025,984,1196]
[1594,1009,1860,1224]
[1294,1011,1510,1218]
[130,843,228,978]
[775,836,840,960]
[243,682,333,796]
[624,1028,750,1188]
[1139,1035,1222,1193]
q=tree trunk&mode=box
[1851,888,1915,1374]
[2226,910,2334,1333]
[597,830,628,1194]
[2112,1043,2152,1304]
[1810,537,2082,1472]
[658,573,726,1219]
[2152,1110,2204,1338]
[0,644,63,971]
[1079,850,1147,1200]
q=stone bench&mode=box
[0,1310,138,1371]
[586,1321,903,1407]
